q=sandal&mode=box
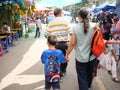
[112,78,120,83]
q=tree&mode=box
[63,0,108,18]
[63,0,90,18]
[108,0,116,4]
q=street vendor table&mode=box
[11,28,22,31]
[0,36,7,39]
[0,35,8,53]
[0,31,16,35]
[7,31,19,41]
[0,31,15,46]
[11,28,22,38]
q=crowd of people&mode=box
[96,12,120,83]
[1,5,120,90]
[40,7,120,90]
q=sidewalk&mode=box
[0,36,99,90]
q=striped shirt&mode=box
[47,17,69,42]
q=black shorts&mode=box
[55,42,68,55]
[45,81,60,90]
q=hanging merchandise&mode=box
[27,7,32,16]
[22,5,29,15]
[7,4,12,10]
[14,14,21,22]
[12,3,20,10]
[13,3,20,9]
[31,3,36,13]
[14,14,19,22]
[2,2,8,10]
[22,9,27,15]
[24,0,33,6]
[17,9,22,15]
[18,2,25,9]
[35,10,39,15]
[23,6,29,10]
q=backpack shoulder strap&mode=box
[89,24,99,61]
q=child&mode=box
[106,29,120,83]
[98,46,110,70]
[41,35,66,90]
[98,29,120,83]
[98,45,120,83]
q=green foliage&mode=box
[63,0,107,18]
[108,0,115,4]
[63,0,89,18]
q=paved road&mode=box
[0,24,120,90]
[0,37,97,90]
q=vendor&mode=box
[1,22,10,33]
[0,22,14,46]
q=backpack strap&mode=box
[89,25,99,61]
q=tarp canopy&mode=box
[38,0,82,7]
[92,0,116,13]
[102,0,116,12]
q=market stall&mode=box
[0,0,37,37]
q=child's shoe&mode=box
[112,78,120,83]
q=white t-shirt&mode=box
[36,19,41,28]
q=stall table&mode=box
[11,28,22,38]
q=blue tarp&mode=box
[39,0,82,7]
[92,1,116,13]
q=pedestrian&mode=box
[1,22,10,33]
[34,17,42,38]
[98,41,120,83]
[1,22,14,46]
[107,29,120,83]
[65,7,96,90]
[41,35,66,90]
[46,7,70,77]
[102,13,112,40]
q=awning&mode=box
[92,0,116,13]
